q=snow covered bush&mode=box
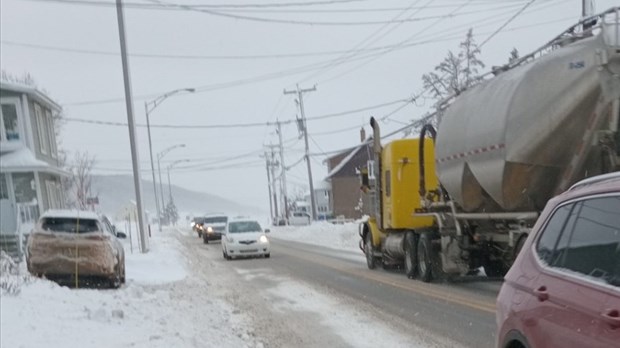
[0,251,32,295]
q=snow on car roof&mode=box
[40,209,101,221]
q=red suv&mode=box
[496,173,620,348]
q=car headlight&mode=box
[207,226,213,233]
[190,222,196,227]
[259,235,268,243]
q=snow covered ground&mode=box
[268,221,361,252]
[1,224,463,348]
[0,229,262,348]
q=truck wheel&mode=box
[404,232,418,279]
[203,235,209,244]
[365,232,377,270]
[417,234,434,282]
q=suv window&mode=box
[536,204,572,264]
[553,197,620,286]
[536,195,620,287]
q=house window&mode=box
[45,110,57,158]
[1,101,20,141]
[35,103,49,154]
[0,173,8,200]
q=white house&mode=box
[304,180,332,220]
[0,81,68,258]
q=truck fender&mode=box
[360,218,383,251]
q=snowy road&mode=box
[178,228,500,348]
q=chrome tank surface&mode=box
[436,23,620,212]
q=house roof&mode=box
[0,81,62,112]
[0,147,70,177]
[325,143,367,179]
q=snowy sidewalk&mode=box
[0,228,261,348]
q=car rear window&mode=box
[40,217,100,234]
[228,221,261,233]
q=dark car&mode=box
[496,173,620,348]
[192,217,206,237]
[202,215,228,244]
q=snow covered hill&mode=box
[90,174,263,218]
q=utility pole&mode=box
[263,152,274,221]
[116,0,147,253]
[275,122,289,223]
[269,145,279,220]
[284,84,317,220]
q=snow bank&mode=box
[269,221,361,252]
[124,230,187,285]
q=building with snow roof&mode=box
[1,81,68,258]
[324,129,372,220]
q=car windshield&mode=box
[40,217,100,234]
[228,221,261,233]
[204,216,227,224]
[193,217,205,224]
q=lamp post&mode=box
[157,144,185,224]
[167,159,191,204]
[145,88,195,231]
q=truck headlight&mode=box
[259,235,268,243]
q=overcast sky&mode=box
[1,0,616,212]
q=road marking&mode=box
[275,244,497,314]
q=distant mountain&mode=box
[90,174,261,218]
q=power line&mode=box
[53,2,564,106]
[479,0,538,47]
[31,0,492,26]
[63,97,409,128]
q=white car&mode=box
[289,211,311,226]
[221,219,270,260]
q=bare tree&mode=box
[508,48,520,64]
[68,152,96,210]
[422,28,485,104]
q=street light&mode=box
[157,143,185,224]
[145,88,195,231]
[166,159,191,204]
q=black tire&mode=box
[222,250,227,259]
[365,232,377,270]
[203,235,209,244]
[404,232,419,279]
[264,253,270,259]
[109,265,122,289]
[198,231,203,238]
[120,262,126,284]
[417,234,435,282]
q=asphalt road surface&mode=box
[179,231,501,348]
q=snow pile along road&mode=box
[0,229,261,348]
[269,221,361,252]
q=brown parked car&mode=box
[26,210,127,288]
[496,173,620,348]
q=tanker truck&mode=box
[359,7,620,282]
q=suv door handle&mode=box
[602,309,620,329]
[533,286,549,301]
